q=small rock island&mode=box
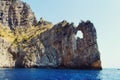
[0,0,102,69]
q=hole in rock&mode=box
[75,30,83,39]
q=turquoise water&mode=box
[0,68,120,80]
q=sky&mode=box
[23,0,120,68]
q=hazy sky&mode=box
[23,0,120,68]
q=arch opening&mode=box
[75,30,83,39]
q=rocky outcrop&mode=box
[0,0,37,29]
[6,20,101,69]
[0,37,15,67]
[0,0,102,69]
[37,20,101,69]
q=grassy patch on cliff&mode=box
[0,24,15,42]
[14,24,53,43]
[0,23,53,45]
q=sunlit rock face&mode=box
[0,38,15,68]
[0,0,37,29]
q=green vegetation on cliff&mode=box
[0,23,53,45]
[0,24,15,42]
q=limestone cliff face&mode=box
[0,0,102,69]
[0,0,37,29]
[0,38,15,67]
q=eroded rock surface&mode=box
[0,0,37,29]
[0,37,15,67]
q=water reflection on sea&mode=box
[0,68,120,80]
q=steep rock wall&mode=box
[0,37,15,67]
[0,0,37,29]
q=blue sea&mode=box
[0,68,120,80]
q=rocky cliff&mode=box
[0,37,15,67]
[0,0,37,30]
[0,0,102,69]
